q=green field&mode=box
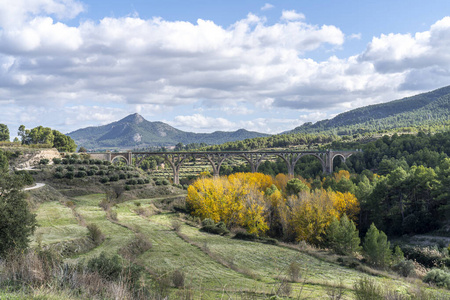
[19,191,448,299]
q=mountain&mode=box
[286,85,450,135]
[67,113,269,149]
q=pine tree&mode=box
[326,214,361,256]
[363,223,392,268]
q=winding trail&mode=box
[23,183,45,191]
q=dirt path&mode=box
[23,183,46,191]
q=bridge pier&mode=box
[164,153,189,185]
[204,153,229,177]
[277,153,305,177]
[240,153,267,173]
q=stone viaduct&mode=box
[88,150,360,185]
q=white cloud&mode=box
[1,1,450,134]
[281,10,305,21]
[261,3,274,11]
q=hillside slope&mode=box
[287,85,450,135]
[68,113,269,149]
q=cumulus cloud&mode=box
[2,0,450,134]
[261,3,274,11]
[281,10,305,21]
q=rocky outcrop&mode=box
[12,148,61,169]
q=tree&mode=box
[363,223,392,268]
[286,178,310,195]
[78,146,87,153]
[0,124,9,141]
[0,156,37,257]
[326,214,361,256]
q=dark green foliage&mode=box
[201,218,215,227]
[109,174,119,182]
[18,125,76,151]
[0,124,9,141]
[401,245,447,268]
[172,269,185,288]
[54,172,64,179]
[326,215,361,256]
[75,171,87,178]
[286,178,310,195]
[14,170,35,186]
[87,252,123,281]
[39,158,49,165]
[100,177,109,183]
[423,269,450,289]
[65,172,74,179]
[66,165,75,171]
[362,224,392,268]
[52,158,62,164]
[200,219,229,235]
[0,169,37,257]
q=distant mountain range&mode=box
[286,85,450,135]
[67,113,269,150]
[68,85,450,150]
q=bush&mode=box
[393,259,416,277]
[54,172,63,179]
[155,179,163,185]
[288,261,301,282]
[201,218,215,227]
[55,166,64,172]
[126,179,137,185]
[39,158,49,165]
[96,170,105,176]
[109,175,119,182]
[87,252,123,281]
[172,269,185,288]
[353,277,383,300]
[87,223,104,246]
[65,172,74,179]
[119,233,152,261]
[233,231,257,241]
[75,171,87,178]
[402,245,446,268]
[66,165,75,171]
[90,165,99,171]
[62,158,69,164]
[162,179,170,185]
[87,170,95,176]
[100,176,109,183]
[423,269,450,288]
[137,179,145,184]
[78,166,85,171]
[119,172,126,179]
[52,158,62,164]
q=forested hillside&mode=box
[287,85,450,135]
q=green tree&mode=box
[326,214,361,256]
[286,178,310,195]
[52,130,77,152]
[0,156,37,257]
[363,223,392,268]
[0,124,9,141]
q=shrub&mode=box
[87,170,95,176]
[233,231,257,241]
[201,218,215,227]
[78,166,85,171]
[137,179,145,184]
[402,245,446,268]
[155,179,163,185]
[353,277,383,300]
[125,185,130,191]
[65,172,74,179]
[55,166,64,172]
[99,176,109,183]
[172,269,185,288]
[103,161,111,166]
[126,179,137,185]
[62,158,69,164]
[52,158,62,164]
[39,158,49,165]
[87,223,104,246]
[288,261,301,282]
[87,252,123,281]
[75,171,87,178]
[393,259,416,277]
[54,172,63,179]
[96,170,105,176]
[171,220,182,232]
[66,165,75,171]
[109,175,119,182]
[119,172,126,179]
[94,159,102,165]
[68,158,76,164]
[90,165,99,171]
[162,179,170,185]
[119,233,152,261]
[423,269,450,288]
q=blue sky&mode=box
[1,0,450,137]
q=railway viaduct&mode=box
[89,150,360,185]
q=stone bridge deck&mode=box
[89,150,361,184]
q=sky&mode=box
[2,0,450,138]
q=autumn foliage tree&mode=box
[186,172,360,243]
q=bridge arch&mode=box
[111,155,129,165]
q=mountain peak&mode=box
[120,113,145,124]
